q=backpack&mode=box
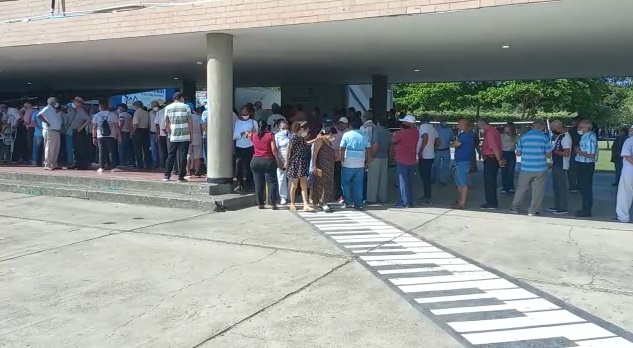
[101,115,111,137]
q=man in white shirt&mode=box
[267,103,286,133]
[37,97,63,170]
[92,100,122,173]
[416,115,439,203]
[117,103,134,166]
[615,125,633,223]
[548,120,572,214]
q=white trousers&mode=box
[616,170,633,222]
[277,168,288,200]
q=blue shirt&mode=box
[340,129,368,168]
[454,131,474,163]
[435,125,453,150]
[31,112,43,137]
[516,129,551,172]
[575,131,598,163]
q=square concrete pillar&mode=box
[371,75,388,121]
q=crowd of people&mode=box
[1,94,631,221]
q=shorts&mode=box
[454,161,470,187]
[188,144,202,160]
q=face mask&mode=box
[328,135,336,142]
[280,129,288,135]
[241,115,250,120]
[53,102,59,108]
[153,107,159,111]
[577,130,585,136]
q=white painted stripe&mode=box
[325,231,385,235]
[378,264,483,275]
[318,226,398,231]
[398,278,516,293]
[333,234,402,241]
[388,242,432,247]
[361,252,456,261]
[448,310,585,333]
[415,288,536,304]
[390,271,498,285]
[341,244,380,249]
[315,223,392,228]
[431,298,559,315]
[325,229,402,234]
[337,238,397,243]
[575,337,633,347]
[463,323,615,345]
[368,258,470,267]
[361,247,441,253]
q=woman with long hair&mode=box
[247,119,281,209]
[501,122,518,194]
[285,121,314,212]
[232,104,258,192]
[310,127,337,212]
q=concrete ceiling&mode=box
[0,0,631,94]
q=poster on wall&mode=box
[109,88,176,108]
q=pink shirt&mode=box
[250,132,275,159]
[393,127,419,166]
[481,125,501,157]
[23,108,34,128]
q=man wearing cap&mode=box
[68,97,92,170]
[615,125,633,223]
[131,101,151,170]
[416,115,439,204]
[510,120,551,216]
[393,115,419,207]
[574,120,598,217]
[332,117,349,202]
[37,97,62,170]
[116,103,134,167]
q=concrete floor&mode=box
[1,189,632,348]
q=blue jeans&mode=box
[433,149,451,184]
[32,136,43,166]
[64,134,74,165]
[150,133,159,168]
[396,163,416,206]
[118,131,133,166]
[501,151,516,191]
[341,167,364,207]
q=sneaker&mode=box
[177,178,188,183]
[162,176,170,182]
[479,204,497,210]
[280,198,287,205]
[528,212,541,217]
[322,204,332,213]
[438,182,447,188]
[341,203,350,209]
[574,210,592,218]
[394,204,407,209]
[501,190,508,194]
[96,168,104,173]
[553,210,569,215]
[354,206,365,211]
[337,197,345,204]
[568,189,579,193]
[110,168,122,173]
[547,207,558,213]
[509,208,520,214]
[508,189,516,194]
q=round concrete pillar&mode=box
[206,33,234,185]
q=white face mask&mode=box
[53,102,59,108]
[153,107,159,111]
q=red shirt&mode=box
[481,125,501,157]
[251,132,274,159]
[393,127,418,165]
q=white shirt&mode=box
[621,136,633,176]
[38,105,62,131]
[233,118,258,148]
[274,130,291,162]
[417,123,438,159]
[267,114,286,132]
[153,109,166,136]
[560,132,572,170]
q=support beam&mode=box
[371,75,388,121]
[180,78,197,104]
[205,33,234,185]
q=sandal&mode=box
[450,202,465,210]
[289,204,297,212]
[303,206,316,213]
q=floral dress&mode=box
[310,140,336,205]
[287,136,310,179]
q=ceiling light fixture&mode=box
[173,77,179,80]
[501,45,511,49]
[26,82,32,85]
[196,61,203,65]
[413,69,421,72]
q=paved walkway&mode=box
[1,188,632,347]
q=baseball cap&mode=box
[73,96,84,103]
[399,115,416,124]
[338,117,349,124]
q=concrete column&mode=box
[371,75,388,121]
[206,33,234,185]
[180,79,197,102]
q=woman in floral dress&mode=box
[310,128,337,212]
[285,121,314,212]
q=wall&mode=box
[281,84,347,116]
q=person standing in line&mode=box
[340,118,369,210]
[567,116,582,192]
[116,104,134,167]
[55,105,68,166]
[477,118,505,209]
[92,100,121,173]
[573,120,598,217]
[500,123,518,194]
[61,104,76,167]
[393,115,419,208]
[163,92,193,182]
[310,127,337,212]
[131,101,151,170]
[366,120,392,204]
[451,119,475,209]
[416,115,439,204]
[433,118,453,187]
[615,124,633,223]
[267,103,286,133]
[332,117,349,203]
[510,120,551,216]
[22,102,35,163]
[149,100,161,169]
[547,120,572,215]
[274,119,291,205]
[612,127,629,186]
[154,101,168,169]
[254,101,269,124]
[30,107,44,167]
[67,97,91,170]
[233,104,258,192]
[247,119,280,210]
[186,107,204,177]
[37,97,62,170]
[286,121,313,212]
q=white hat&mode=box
[399,115,416,124]
[338,117,349,124]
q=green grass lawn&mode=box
[596,140,615,172]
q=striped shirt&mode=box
[575,131,598,163]
[164,102,191,142]
[516,129,551,172]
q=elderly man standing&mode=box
[69,97,92,170]
[547,120,572,215]
[393,115,419,208]
[132,101,151,170]
[477,118,504,209]
[37,97,62,170]
[510,120,551,216]
[615,125,633,223]
[433,118,454,187]
[574,120,599,217]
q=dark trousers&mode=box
[334,161,342,199]
[501,151,516,191]
[567,158,579,190]
[133,128,151,169]
[250,157,279,206]
[98,137,116,170]
[552,165,568,211]
[577,162,595,214]
[235,146,254,189]
[72,130,90,169]
[615,160,623,184]
[417,158,434,199]
[25,127,34,162]
[118,131,134,166]
[165,141,189,179]
[483,157,500,207]
[158,136,168,168]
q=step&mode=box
[0,179,254,212]
[0,170,232,196]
